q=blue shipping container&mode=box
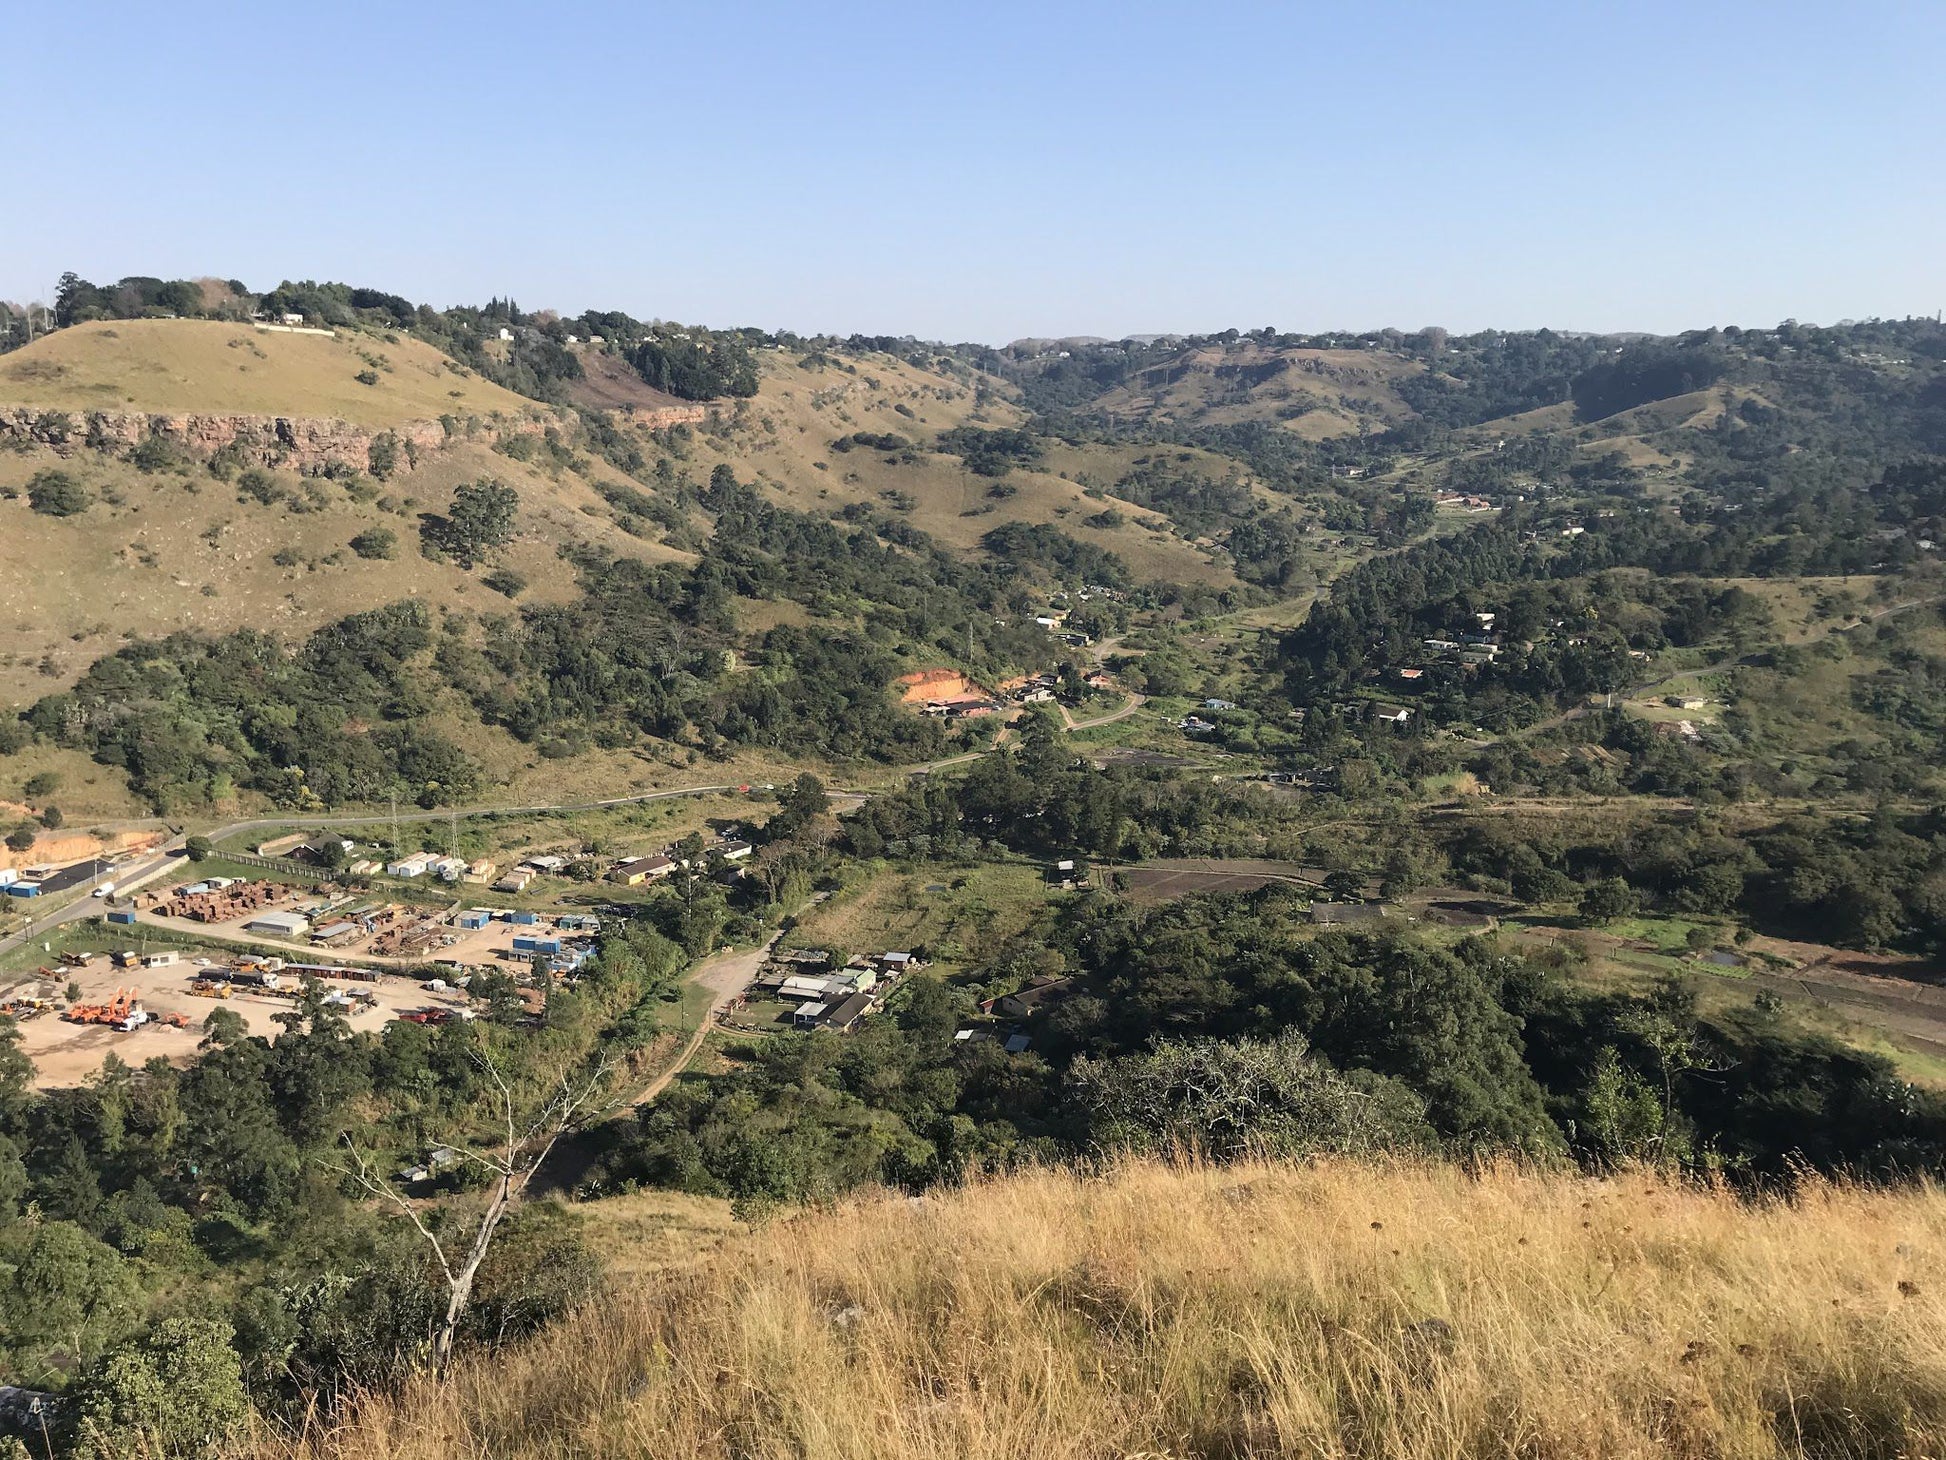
[6,883,41,898]
[107,909,138,925]
[457,913,489,929]
[509,911,539,926]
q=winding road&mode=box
[0,681,1157,965]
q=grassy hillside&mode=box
[0,328,1225,719]
[0,319,536,425]
[0,436,687,706]
[1089,341,1423,439]
[264,1157,1946,1460]
[683,350,1234,585]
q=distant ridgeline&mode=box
[0,272,952,409]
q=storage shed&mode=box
[244,911,311,939]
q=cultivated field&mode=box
[1109,856,1330,905]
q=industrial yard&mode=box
[1,946,470,1087]
[1,864,612,1086]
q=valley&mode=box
[0,281,1943,1460]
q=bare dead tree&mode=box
[331,1047,613,1370]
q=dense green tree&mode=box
[70,1316,249,1458]
[430,480,519,567]
[26,470,91,517]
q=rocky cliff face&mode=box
[618,403,711,430]
[0,407,545,476]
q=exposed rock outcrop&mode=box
[0,407,547,476]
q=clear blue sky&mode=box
[6,0,1941,342]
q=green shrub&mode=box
[27,469,91,516]
[350,527,398,560]
[237,469,284,505]
[368,431,401,479]
[130,434,188,473]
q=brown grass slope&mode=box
[267,1159,1946,1460]
[692,352,1234,585]
[0,320,704,706]
[0,319,534,425]
[0,437,687,706]
[1088,342,1423,440]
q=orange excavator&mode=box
[63,987,151,1032]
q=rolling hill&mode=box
[677,350,1237,585]
[0,318,1238,822]
[0,317,708,719]
[0,318,536,425]
[0,323,1230,719]
[1086,340,1424,439]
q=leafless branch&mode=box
[329,1047,619,1369]
[322,1140,456,1285]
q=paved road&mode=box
[0,839,190,962]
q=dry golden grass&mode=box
[689,353,1232,586]
[1087,344,1421,439]
[0,319,536,425]
[263,1158,1946,1460]
[0,437,683,703]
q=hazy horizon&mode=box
[7,0,1942,341]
